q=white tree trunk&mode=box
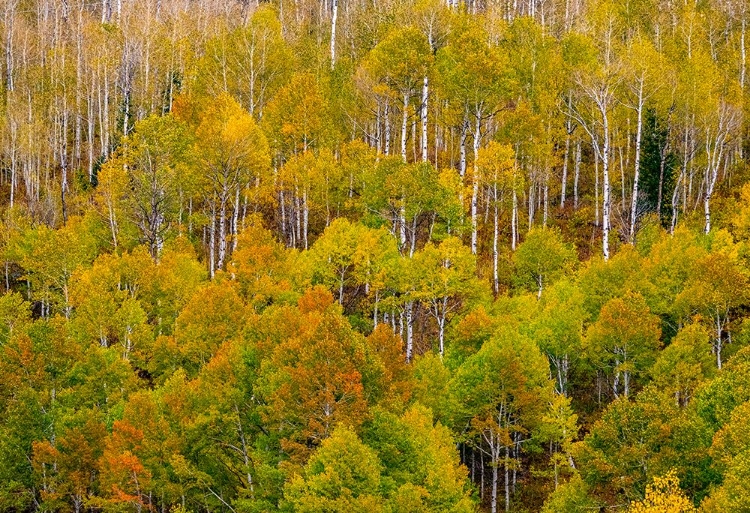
[209,202,216,277]
[561,132,570,208]
[218,195,228,270]
[573,141,581,210]
[459,116,468,178]
[601,108,611,261]
[330,0,338,68]
[716,315,724,369]
[491,450,499,513]
[421,76,429,162]
[561,95,572,207]
[703,102,737,234]
[401,91,409,162]
[629,84,644,243]
[742,18,747,91]
[399,201,407,249]
[512,187,518,251]
[384,99,391,155]
[232,184,241,252]
[303,189,309,249]
[471,115,481,255]
[405,301,414,362]
[493,184,499,294]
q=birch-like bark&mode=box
[384,99,391,155]
[493,183,499,294]
[218,194,228,270]
[491,443,499,513]
[568,75,616,260]
[471,115,481,255]
[629,80,644,243]
[421,76,429,162]
[232,185,241,252]
[512,186,518,251]
[330,0,337,68]
[303,189,309,249]
[61,108,69,224]
[401,91,409,162]
[594,146,599,227]
[459,116,468,178]
[561,110,571,208]
[716,314,724,369]
[602,107,611,261]
[543,173,549,227]
[405,301,414,362]
[704,102,738,234]
[437,296,447,356]
[8,122,16,208]
[209,201,216,277]
[504,443,510,512]
[573,141,581,210]
[4,0,14,92]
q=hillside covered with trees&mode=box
[3,0,750,511]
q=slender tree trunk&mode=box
[671,169,683,234]
[471,114,481,255]
[4,2,13,92]
[573,141,581,210]
[505,444,510,512]
[61,109,69,224]
[629,86,644,243]
[543,173,549,226]
[512,186,518,251]
[401,91,409,162]
[716,314,723,369]
[87,81,95,182]
[384,99,391,155]
[704,113,732,234]
[742,18,747,91]
[491,445,499,513]
[493,184,499,294]
[399,200,407,250]
[8,126,16,208]
[624,367,630,397]
[232,184,241,252]
[330,0,337,68]
[704,190,712,234]
[594,145,599,227]
[561,95,572,207]
[280,186,287,244]
[421,76,429,162]
[74,9,83,171]
[561,132,570,208]
[601,106,611,261]
[405,301,414,362]
[303,189,309,249]
[459,116,468,178]
[218,193,228,270]
[209,202,216,277]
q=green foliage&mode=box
[514,228,576,297]
[4,2,750,512]
[283,426,384,512]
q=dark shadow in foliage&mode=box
[638,109,677,225]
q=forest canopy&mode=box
[2,0,750,511]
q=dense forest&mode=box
[3,0,750,511]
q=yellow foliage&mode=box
[627,471,696,513]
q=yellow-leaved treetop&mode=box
[627,471,696,513]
